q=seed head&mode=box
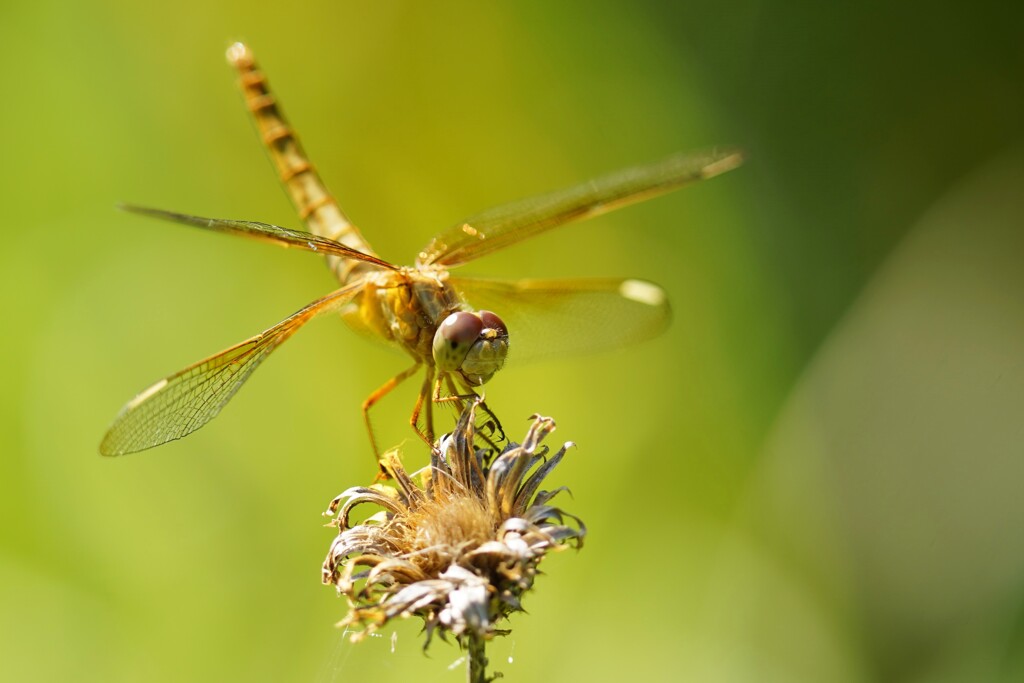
[322,400,585,648]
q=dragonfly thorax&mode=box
[432,310,509,386]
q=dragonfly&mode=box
[99,42,743,462]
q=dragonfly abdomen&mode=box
[226,43,377,285]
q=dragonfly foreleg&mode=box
[363,361,421,469]
[410,365,437,450]
[434,375,506,451]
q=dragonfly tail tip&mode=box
[226,42,254,68]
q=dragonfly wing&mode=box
[419,148,743,268]
[450,276,671,363]
[120,205,397,270]
[100,282,361,456]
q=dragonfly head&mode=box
[432,310,509,386]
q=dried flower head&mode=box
[322,400,585,652]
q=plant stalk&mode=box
[466,633,489,683]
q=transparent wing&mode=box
[418,148,743,268]
[120,205,397,270]
[450,276,671,363]
[100,282,361,456]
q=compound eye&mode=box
[432,311,484,371]
[479,310,508,337]
[441,311,484,346]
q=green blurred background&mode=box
[3,2,1024,681]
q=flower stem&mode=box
[466,633,489,683]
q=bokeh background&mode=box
[3,2,1024,681]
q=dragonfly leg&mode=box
[479,400,506,445]
[435,375,506,450]
[363,361,421,470]
[432,373,469,411]
[409,365,437,449]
